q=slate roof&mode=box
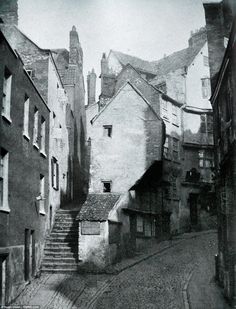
[78,194,120,221]
[91,81,162,123]
[51,49,77,85]
[111,50,157,75]
[152,39,206,77]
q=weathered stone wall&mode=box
[0,34,50,303]
[47,57,70,217]
[78,221,109,270]
[186,43,212,109]
[89,83,163,193]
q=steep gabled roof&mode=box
[78,194,121,221]
[91,81,162,124]
[111,50,157,75]
[152,39,207,77]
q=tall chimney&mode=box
[0,0,18,26]
[69,25,81,65]
[87,68,97,105]
[101,53,108,75]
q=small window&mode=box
[164,136,170,159]
[136,216,144,233]
[201,78,211,99]
[172,138,179,161]
[200,114,213,134]
[172,177,177,198]
[2,67,12,120]
[51,157,59,190]
[23,95,30,138]
[0,149,9,211]
[103,125,112,137]
[39,174,46,215]
[203,56,209,66]
[33,107,39,146]
[102,181,111,193]
[144,218,152,237]
[161,99,168,120]
[40,117,46,154]
[172,105,179,126]
[198,150,214,168]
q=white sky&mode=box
[18,0,206,99]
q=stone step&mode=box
[44,248,75,257]
[49,231,78,236]
[43,257,76,263]
[53,222,77,227]
[51,228,79,234]
[46,235,77,241]
[44,252,76,258]
[41,262,78,270]
[46,237,77,243]
[41,268,78,274]
[54,215,77,219]
[44,241,77,248]
[57,209,79,213]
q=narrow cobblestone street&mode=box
[11,231,229,309]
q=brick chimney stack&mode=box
[101,53,109,75]
[0,0,18,26]
[69,25,83,66]
[87,68,97,105]
[188,27,207,47]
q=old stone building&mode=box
[86,28,214,234]
[0,0,88,298]
[203,0,236,305]
[80,80,165,269]
[0,30,50,305]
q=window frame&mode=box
[172,137,179,161]
[33,107,39,148]
[2,67,12,122]
[51,157,59,190]
[201,77,211,99]
[23,95,30,140]
[102,180,112,193]
[163,135,170,159]
[103,125,112,138]
[198,149,214,169]
[0,149,10,213]
[40,116,46,155]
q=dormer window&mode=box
[103,125,112,137]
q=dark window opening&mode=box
[103,181,111,193]
[103,125,112,137]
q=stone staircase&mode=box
[41,209,79,273]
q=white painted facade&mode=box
[186,42,211,109]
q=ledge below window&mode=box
[39,210,46,216]
[40,150,47,158]
[2,113,12,124]
[23,132,30,141]
[0,206,10,213]
[33,143,39,150]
